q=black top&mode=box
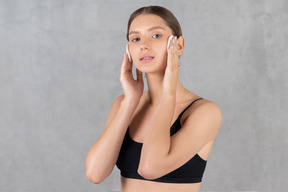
[116,98,207,183]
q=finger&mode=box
[168,36,177,50]
[172,36,178,54]
[120,53,132,77]
[120,53,127,77]
[167,37,179,70]
[167,37,178,56]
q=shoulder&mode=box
[183,98,222,139]
[110,94,125,107]
[198,99,221,114]
[192,99,222,123]
[107,94,125,115]
[115,94,125,102]
[104,94,126,127]
[112,92,149,111]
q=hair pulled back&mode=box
[126,6,182,41]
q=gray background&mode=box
[1,0,287,191]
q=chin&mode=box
[135,63,166,74]
[135,59,166,73]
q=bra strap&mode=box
[178,98,203,119]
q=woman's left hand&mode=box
[163,36,181,96]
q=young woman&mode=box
[86,6,222,192]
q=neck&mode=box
[145,71,186,106]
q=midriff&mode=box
[120,176,201,192]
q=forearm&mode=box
[139,94,176,170]
[86,98,139,182]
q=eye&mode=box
[152,34,162,38]
[131,37,140,42]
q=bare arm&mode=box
[138,36,222,180]
[137,95,175,178]
[85,96,139,184]
[138,96,222,180]
[85,53,144,184]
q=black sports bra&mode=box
[116,98,206,183]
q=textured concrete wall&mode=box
[1,0,287,191]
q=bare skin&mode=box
[85,14,222,192]
[120,91,214,192]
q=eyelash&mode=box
[132,37,140,42]
[131,34,162,42]
[152,34,162,38]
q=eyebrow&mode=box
[128,26,165,36]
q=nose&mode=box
[140,38,150,51]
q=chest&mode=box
[128,106,189,143]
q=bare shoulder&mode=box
[114,94,125,104]
[192,98,222,119]
[188,98,222,134]
[104,94,125,128]
[109,94,126,111]
[196,98,222,113]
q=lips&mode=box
[140,55,154,62]
[141,56,153,60]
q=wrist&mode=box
[160,93,176,104]
[162,90,176,99]
[122,96,141,106]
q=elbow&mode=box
[85,156,108,184]
[137,164,161,180]
[86,169,106,184]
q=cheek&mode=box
[156,43,168,61]
[128,44,138,59]
[154,39,167,51]
[159,53,168,68]
[128,40,167,62]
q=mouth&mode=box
[140,56,154,62]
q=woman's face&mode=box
[128,14,174,73]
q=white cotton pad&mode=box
[167,35,174,51]
[126,44,131,62]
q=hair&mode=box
[126,6,182,41]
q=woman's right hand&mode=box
[119,53,144,101]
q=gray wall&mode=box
[1,0,287,191]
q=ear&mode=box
[177,36,185,56]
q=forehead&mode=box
[129,14,170,32]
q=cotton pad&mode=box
[167,35,174,51]
[126,44,131,62]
